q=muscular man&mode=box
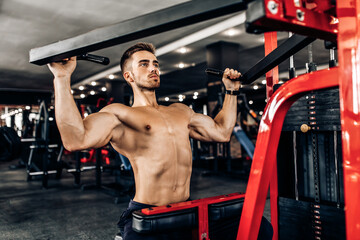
[48,43,271,240]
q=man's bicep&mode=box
[189,112,220,142]
[82,111,121,148]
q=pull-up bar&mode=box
[29,0,248,66]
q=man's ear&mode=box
[123,71,134,82]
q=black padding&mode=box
[208,197,244,222]
[132,208,197,233]
[132,196,245,234]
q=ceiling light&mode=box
[71,90,74,94]
[279,80,284,84]
[80,94,86,98]
[84,113,88,118]
[249,100,254,105]
[90,90,96,95]
[262,80,267,85]
[25,106,31,110]
[253,85,259,90]
[79,86,85,91]
[179,98,183,102]
[18,108,23,112]
[178,63,185,69]
[49,117,54,121]
[265,99,268,103]
[177,47,188,54]
[194,92,199,96]
[223,28,241,37]
[101,87,107,92]
[108,74,115,80]
[91,81,97,86]
[259,111,264,116]
[193,95,198,99]
[165,97,170,102]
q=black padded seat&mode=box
[132,207,197,233]
[132,196,244,234]
[208,197,244,222]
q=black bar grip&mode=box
[205,68,242,81]
[77,53,110,65]
[205,68,224,77]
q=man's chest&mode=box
[124,107,190,134]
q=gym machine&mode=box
[29,0,360,239]
[122,1,353,239]
[26,100,64,188]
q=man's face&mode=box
[129,50,160,90]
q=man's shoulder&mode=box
[99,103,132,116]
[168,103,191,111]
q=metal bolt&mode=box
[300,124,311,133]
[267,1,279,15]
[296,9,305,21]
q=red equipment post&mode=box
[337,1,360,239]
[237,67,339,240]
[264,31,279,240]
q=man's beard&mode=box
[135,73,160,91]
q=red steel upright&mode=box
[337,1,360,239]
[264,31,279,240]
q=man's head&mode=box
[120,42,160,91]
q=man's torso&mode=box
[109,104,193,206]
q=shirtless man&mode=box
[48,42,242,239]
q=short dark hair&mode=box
[120,42,156,73]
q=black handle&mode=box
[205,68,242,81]
[77,53,110,65]
[205,68,224,77]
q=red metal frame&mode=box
[264,32,279,98]
[251,0,338,41]
[237,67,339,239]
[337,1,360,239]
[264,31,279,240]
[140,192,245,240]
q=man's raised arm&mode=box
[48,57,121,151]
[188,68,241,142]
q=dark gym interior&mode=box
[0,0,358,240]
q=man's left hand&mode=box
[222,68,241,91]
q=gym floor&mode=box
[0,158,271,240]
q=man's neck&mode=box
[132,89,158,108]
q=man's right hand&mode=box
[47,56,77,79]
